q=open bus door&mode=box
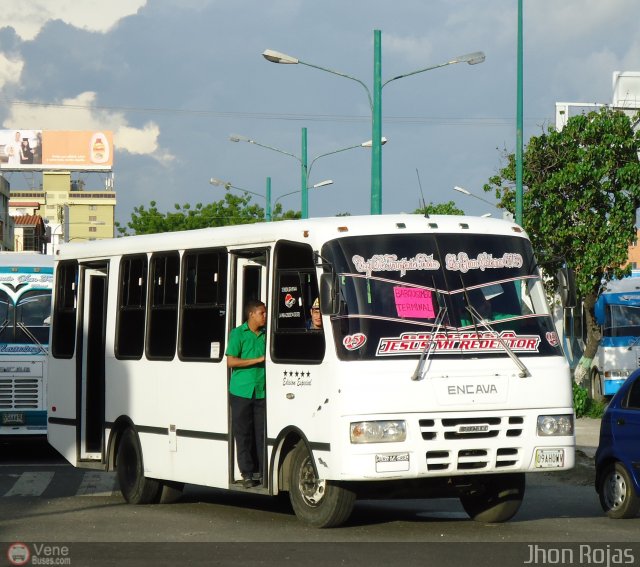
[78,265,108,462]
[228,250,268,487]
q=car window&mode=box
[626,378,640,410]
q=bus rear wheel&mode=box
[288,443,355,528]
[590,370,605,403]
[459,473,525,523]
[117,427,162,504]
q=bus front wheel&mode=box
[459,473,525,523]
[117,427,162,505]
[288,443,355,528]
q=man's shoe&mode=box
[243,478,259,489]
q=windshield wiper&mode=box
[627,335,640,350]
[465,304,531,378]
[411,306,448,381]
[16,322,47,355]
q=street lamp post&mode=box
[230,133,383,218]
[210,176,272,220]
[263,30,485,215]
[515,0,524,226]
[210,177,332,221]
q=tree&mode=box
[414,201,465,216]
[484,107,640,383]
[116,192,300,236]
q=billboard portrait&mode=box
[0,130,113,171]
[0,129,42,168]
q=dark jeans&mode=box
[230,393,265,478]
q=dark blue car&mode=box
[595,369,640,518]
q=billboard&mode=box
[0,130,113,171]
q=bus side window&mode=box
[271,240,325,363]
[146,251,180,360]
[115,254,147,360]
[179,248,228,362]
[52,260,78,359]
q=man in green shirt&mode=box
[226,299,266,488]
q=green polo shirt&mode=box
[226,321,266,399]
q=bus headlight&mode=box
[537,414,574,436]
[350,420,407,444]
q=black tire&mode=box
[459,473,525,523]
[116,427,162,505]
[288,443,355,528]
[599,462,640,519]
[590,370,605,403]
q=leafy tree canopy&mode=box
[116,192,300,236]
[484,107,640,359]
[414,201,465,216]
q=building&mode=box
[13,214,46,252]
[9,171,116,252]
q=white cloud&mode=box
[3,0,148,41]
[3,91,174,165]
[0,54,24,90]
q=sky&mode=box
[1,0,640,226]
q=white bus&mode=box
[0,252,54,437]
[47,214,575,527]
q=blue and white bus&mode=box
[0,252,54,436]
[592,278,640,401]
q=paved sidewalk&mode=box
[575,417,601,458]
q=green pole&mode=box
[515,0,523,226]
[266,176,272,221]
[371,29,382,215]
[301,127,308,219]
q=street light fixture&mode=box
[230,132,383,218]
[272,180,333,209]
[453,186,511,219]
[263,31,485,215]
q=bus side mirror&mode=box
[320,273,339,316]
[557,267,576,308]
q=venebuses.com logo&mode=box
[6,542,71,565]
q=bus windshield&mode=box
[0,289,51,346]
[604,304,640,338]
[322,232,561,361]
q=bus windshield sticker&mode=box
[393,287,435,319]
[284,292,296,308]
[445,252,523,272]
[343,333,367,351]
[352,254,440,278]
[376,331,540,356]
[545,331,559,347]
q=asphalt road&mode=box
[1,419,638,567]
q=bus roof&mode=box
[55,214,529,261]
[0,252,54,268]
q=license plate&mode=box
[535,448,564,468]
[2,412,25,425]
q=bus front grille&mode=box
[419,416,524,440]
[425,447,523,471]
[0,378,42,409]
